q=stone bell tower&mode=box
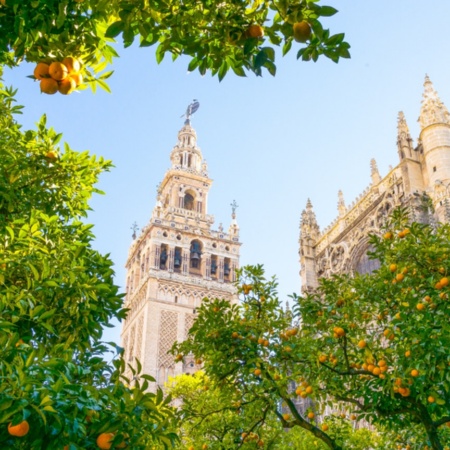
[121,102,241,385]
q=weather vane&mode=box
[181,99,200,125]
[131,221,139,240]
[230,200,238,218]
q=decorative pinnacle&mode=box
[131,222,139,240]
[230,200,239,219]
[419,76,450,129]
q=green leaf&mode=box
[105,21,125,39]
[320,6,338,17]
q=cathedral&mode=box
[121,106,241,385]
[300,76,450,291]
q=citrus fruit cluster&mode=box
[34,57,83,95]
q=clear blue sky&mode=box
[4,1,450,345]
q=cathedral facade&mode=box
[300,76,450,291]
[121,114,241,385]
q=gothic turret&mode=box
[337,190,346,217]
[299,199,320,292]
[418,76,450,221]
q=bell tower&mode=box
[121,102,241,385]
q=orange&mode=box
[307,411,315,419]
[428,396,435,403]
[305,385,313,394]
[116,439,127,449]
[322,423,329,431]
[69,72,83,86]
[96,432,114,449]
[293,21,312,43]
[45,151,58,160]
[232,332,239,338]
[357,340,366,349]
[58,77,77,95]
[435,281,443,290]
[34,62,49,80]
[246,24,264,38]
[350,414,357,420]
[319,354,327,362]
[242,284,252,294]
[8,420,29,437]
[254,368,261,376]
[405,350,411,357]
[372,367,381,375]
[383,231,393,239]
[416,303,426,311]
[62,56,81,73]
[440,277,449,287]
[282,413,290,421]
[40,78,59,95]
[389,264,397,272]
[49,62,68,81]
[410,369,419,377]
[396,273,404,282]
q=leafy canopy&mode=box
[174,209,450,450]
[0,0,350,87]
[0,75,177,449]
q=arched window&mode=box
[224,257,231,281]
[174,247,182,272]
[354,245,380,275]
[190,240,202,271]
[184,193,194,210]
[210,255,218,277]
[160,244,168,270]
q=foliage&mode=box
[0,0,350,86]
[0,76,177,449]
[174,209,450,450]
[162,371,382,449]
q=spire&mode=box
[300,198,320,239]
[337,190,346,217]
[419,76,450,129]
[370,158,381,184]
[397,112,414,160]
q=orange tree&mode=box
[0,0,350,86]
[295,208,450,450]
[174,209,450,450]
[0,74,177,449]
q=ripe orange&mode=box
[40,78,59,95]
[8,420,29,437]
[246,24,264,38]
[305,385,313,394]
[428,396,435,403]
[319,354,327,362]
[383,231,393,239]
[416,303,426,311]
[254,368,261,376]
[389,264,397,272]
[69,72,83,86]
[293,21,312,43]
[334,327,345,337]
[58,77,77,95]
[440,277,449,287]
[49,62,68,81]
[202,445,208,450]
[350,414,357,420]
[307,411,315,419]
[62,56,81,73]
[372,367,381,376]
[96,433,114,449]
[232,332,239,338]
[242,284,252,294]
[405,350,411,357]
[396,273,404,282]
[322,423,329,431]
[378,360,387,367]
[357,340,367,349]
[282,413,290,421]
[34,62,49,80]
[435,281,443,290]
[410,369,419,377]
[45,151,58,160]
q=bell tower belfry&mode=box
[121,102,241,385]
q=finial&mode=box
[131,222,139,240]
[306,198,313,210]
[338,190,346,217]
[230,199,239,219]
[370,158,381,184]
[181,99,200,125]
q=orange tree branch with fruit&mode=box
[0,76,178,449]
[172,265,348,450]
[295,207,450,450]
[0,0,350,93]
